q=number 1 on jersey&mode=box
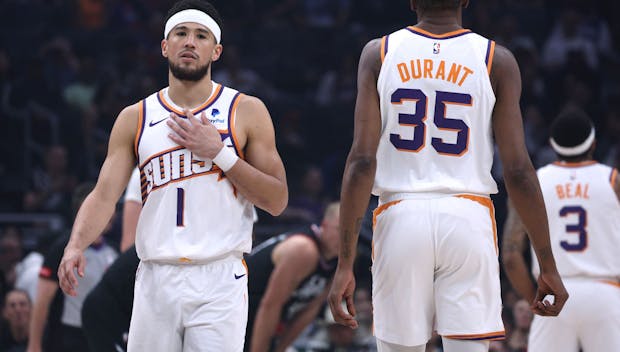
[177,187,185,227]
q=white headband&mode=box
[549,127,595,156]
[164,9,221,43]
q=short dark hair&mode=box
[550,110,594,159]
[166,0,223,34]
[415,0,461,11]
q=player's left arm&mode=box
[501,200,537,302]
[274,285,330,352]
[328,38,382,329]
[225,96,288,215]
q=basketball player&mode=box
[502,111,620,351]
[245,202,340,352]
[57,0,288,350]
[328,1,568,352]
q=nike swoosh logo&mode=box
[149,117,168,127]
[234,273,246,280]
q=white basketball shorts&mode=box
[127,255,249,352]
[371,195,504,346]
[528,278,620,352]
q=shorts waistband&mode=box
[378,192,490,205]
[143,252,244,265]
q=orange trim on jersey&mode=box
[134,100,145,158]
[456,194,498,254]
[242,258,248,276]
[486,41,496,75]
[552,160,597,168]
[601,280,620,289]
[380,35,387,63]
[230,93,245,159]
[148,169,222,193]
[372,200,402,230]
[407,26,471,39]
[179,257,192,263]
[610,168,618,187]
[157,83,223,116]
[138,146,185,169]
[443,330,506,341]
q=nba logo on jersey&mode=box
[433,42,440,54]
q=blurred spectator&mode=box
[279,165,326,224]
[23,145,78,219]
[62,56,98,112]
[27,183,118,352]
[14,229,57,302]
[213,45,279,101]
[0,289,31,352]
[0,227,23,298]
[493,14,536,53]
[296,0,351,29]
[506,299,533,352]
[39,37,79,104]
[76,0,107,30]
[315,53,356,107]
[542,8,598,71]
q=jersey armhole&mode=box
[134,99,146,160]
[485,40,496,76]
[380,35,389,63]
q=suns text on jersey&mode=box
[141,147,226,196]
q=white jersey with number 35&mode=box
[375,27,498,198]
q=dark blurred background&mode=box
[0,1,618,350]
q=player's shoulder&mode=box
[362,37,382,58]
[490,43,519,74]
[119,101,142,117]
[237,94,267,112]
[281,233,320,258]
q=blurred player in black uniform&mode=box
[245,202,339,352]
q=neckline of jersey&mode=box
[406,26,472,39]
[157,82,223,117]
[552,160,598,168]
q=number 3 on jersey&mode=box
[390,89,471,156]
[560,205,587,251]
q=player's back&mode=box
[533,161,620,279]
[374,27,497,200]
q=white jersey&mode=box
[134,82,254,262]
[532,161,620,279]
[375,27,498,199]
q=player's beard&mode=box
[169,60,210,82]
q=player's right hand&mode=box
[58,248,86,297]
[328,267,358,329]
[532,271,569,316]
